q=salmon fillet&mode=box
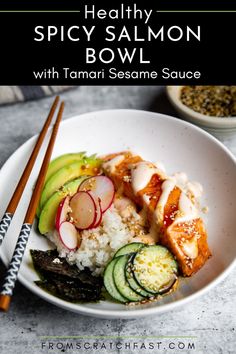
[102,151,211,276]
[161,218,211,276]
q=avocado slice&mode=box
[36,152,86,217]
[45,152,86,184]
[39,156,101,212]
[38,176,87,234]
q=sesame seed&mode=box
[181,86,236,117]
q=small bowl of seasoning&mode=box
[167,86,236,136]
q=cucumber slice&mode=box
[132,245,178,294]
[113,255,145,302]
[114,242,145,258]
[104,258,127,303]
[125,255,153,298]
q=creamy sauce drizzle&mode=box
[174,173,203,199]
[103,155,125,173]
[131,161,159,195]
[186,181,203,199]
[182,236,198,259]
[174,192,199,224]
[155,179,176,222]
[154,161,166,175]
[174,172,188,189]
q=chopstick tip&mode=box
[59,101,65,113]
[0,294,11,312]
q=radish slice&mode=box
[88,192,102,228]
[78,176,115,213]
[59,221,78,250]
[55,196,70,231]
[69,191,97,230]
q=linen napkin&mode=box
[0,86,73,105]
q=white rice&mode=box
[47,204,145,276]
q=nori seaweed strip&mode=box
[31,249,103,303]
[35,278,102,302]
[30,249,102,284]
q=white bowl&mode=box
[0,109,236,318]
[167,86,236,136]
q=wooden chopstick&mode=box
[0,96,59,247]
[0,102,64,312]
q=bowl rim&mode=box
[167,86,236,129]
[0,108,236,318]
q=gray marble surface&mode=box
[0,86,235,354]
